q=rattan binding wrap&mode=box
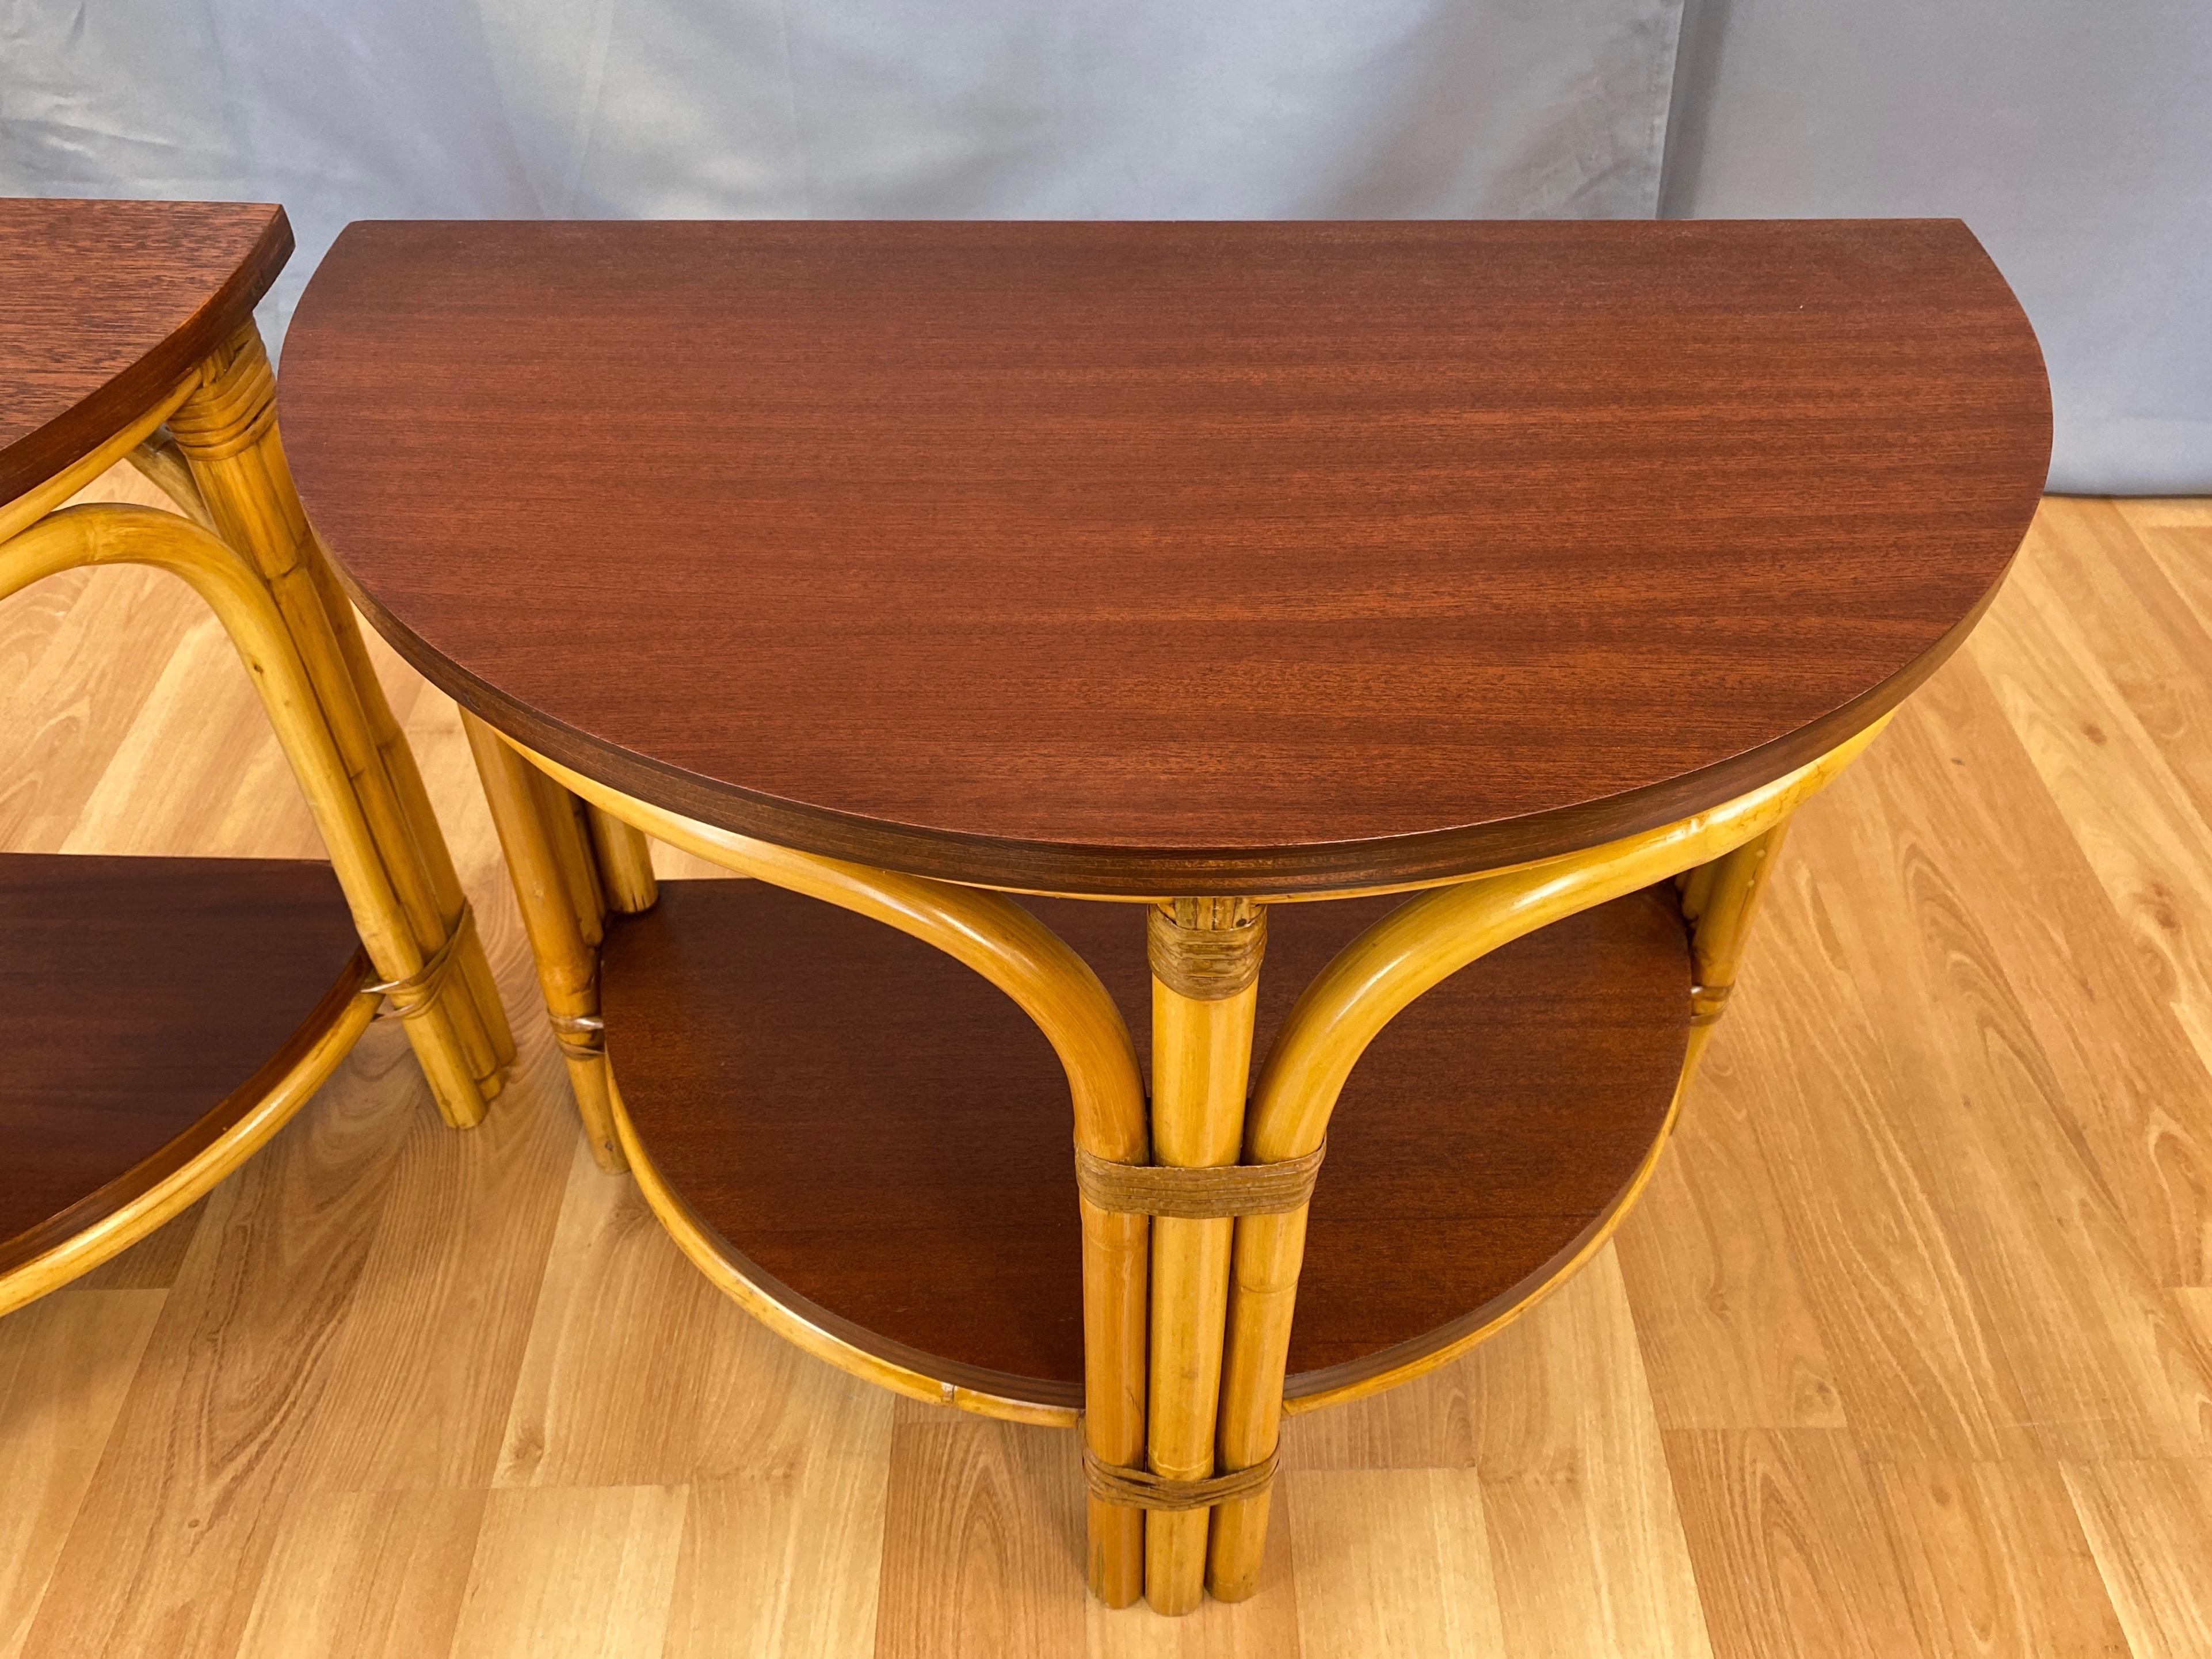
[163,337,279,460]
[546,1008,606,1060]
[1082,1443,1279,1511]
[1689,979,1735,1027]
[1146,899,1266,1000]
[1073,1141,1326,1219]
[367,902,476,1020]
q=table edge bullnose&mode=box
[325,539,2014,897]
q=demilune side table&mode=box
[278,220,2049,1614]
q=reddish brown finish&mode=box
[285,219,2049,894]
[600,879,1689,1404]
[0,199,293,504]
[0,853,367,1277]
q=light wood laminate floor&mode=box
[4,474,2210,1658]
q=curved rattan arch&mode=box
[1200,714,1890,1594]
[0,502,403,1311]
[467,718,1155,1600]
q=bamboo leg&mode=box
[1144,898,1264,1615]
[166,323,508,1124]
[462,710,624,1170]
[586,803,659,913]
[1680,818,1793,1088]
[1085,1189,1151,1607]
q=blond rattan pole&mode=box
[498,730,1156,1608]
[585,803,659,914]
[1141,897,1264,1615]
[167,325,506,1124]
[299,537,518,1074]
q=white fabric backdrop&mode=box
[0,0,1681,322]
[4,0,2207,489]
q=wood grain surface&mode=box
[0,852,365,1276]
[3,461,2204,1657]
[280,219,2050,893]
[599,880,1688,1401]
[0,199,291,504]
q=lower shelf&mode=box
[0,853,371,1292]
[603,877,1691,1415]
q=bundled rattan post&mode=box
[535,768,609,947]
[462,711,625,1171]
[129,428,516,1081]
[1084,1197,1151,1607]
[0,501,482,1309]
[165,323,510,1125]
[1142,897,1265,1615]
[0,504,466,1073]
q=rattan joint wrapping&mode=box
[1689,979,1734,1027]
[546,1008,606,1059]
[164,332,279,461]
[1146,900,1267,1000]
[1073,1140,1325,1218]
[1082,1443,1279,1511]
[367,903,476,1021]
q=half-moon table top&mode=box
[283,219,2049,896]
[0,198,292,505]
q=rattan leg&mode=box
[489,733,1154,1604]
[0,505,468,1103]
[167,323,509,1124]
[462,710,624,1170]
[302,542,518,1078]
[1142,898,1265,1614]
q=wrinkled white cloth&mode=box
[0,0,1680,327]
[3,0,2205,489]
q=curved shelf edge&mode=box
[610,1070,1084,1428]
[0,852,378,1317]
[0,953,376,1316]
[615,1065,1683,1428]
[1283,1071,1684,1415]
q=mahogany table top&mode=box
[281,219,2049,895]
[0,198,291,504]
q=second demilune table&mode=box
[277,218,2050,1614]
